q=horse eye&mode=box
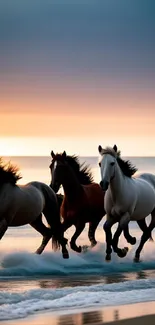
[99,162,101,167]
[111,162,115,166]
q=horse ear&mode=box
[51,150,55,158]
[98,145,103,154]
[62,151,66,158]
[113,145,117,152]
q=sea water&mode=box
[1,156,155,320]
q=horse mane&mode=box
[66,155,94,184]
[0,158,22,185]
[100,146,137,178]
[117,157,138,177]
[100,146,121,158]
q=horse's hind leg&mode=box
[137,219,153,241]
[88,218,102,247]
[70,222,85,253]
[123,224,136,245]
[30,215,51,254]
[134,214,155,262]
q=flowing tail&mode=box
[43,187,64,250]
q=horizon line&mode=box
[3,155,155,158]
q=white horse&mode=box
[0,158,69,258]
[98,145,155,262]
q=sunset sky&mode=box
[0,1,155,156]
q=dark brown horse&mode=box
[49,151,106,252]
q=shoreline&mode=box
[1,301,155,325]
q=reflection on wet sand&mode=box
[136,271,147,280]
[55,310,121,325]
[0,269,155,293]
[58,310,103,325]
[2,302,155,325]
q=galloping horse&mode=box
[98,144,155,262]
[0,158,69,258]
[49,151,106,252]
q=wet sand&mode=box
[1,301,155,325]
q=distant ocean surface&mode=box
[1,156,155,321]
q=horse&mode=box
[49,151,106,253]
[98,144,155,262]
[50,151,140,253]
[0,158,69,259]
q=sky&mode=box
[0,0,155,156]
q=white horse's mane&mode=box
[99,146,137,177]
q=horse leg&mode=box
[43,206,69,259]
[134,214,155,262]
[123,224,136,245]
[137,219,153,241]
[103,218,116,261]
[88,218,102,247]
[0,218,8,240]
[30,215,52,254]
[112,212,130,258]
[70,222,85,253]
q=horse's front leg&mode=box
[112,212,130,258]
[70,221,85,253]
[59,236,69,259]
[88,217,102,247]
[56,220,74,259]
[103,218,116,261]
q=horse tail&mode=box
[40,183,64,251]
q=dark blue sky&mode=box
[0,0,155,113]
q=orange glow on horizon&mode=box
[1,90,155,156]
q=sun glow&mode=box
[0,136,155,157]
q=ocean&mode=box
[1,156,155,321]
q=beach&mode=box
[1,301,155,325]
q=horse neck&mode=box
[60,165,83,201]
[110,162,126,203]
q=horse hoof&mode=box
[82,245,89,253]
[63,251,69,259]
[70,243,82,253]
[77,246,82,253]
[91,241,97,247]
[130,237,136,245]
[134,256,140,263]
[105,254,111,261]
[117,247,128,258]
[35,248,42,255]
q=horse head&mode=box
[49,151,67,193]
[98,144,117,191]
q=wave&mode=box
[0,242,155,278]
[1,242,155,320]
[1,278,155,320]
